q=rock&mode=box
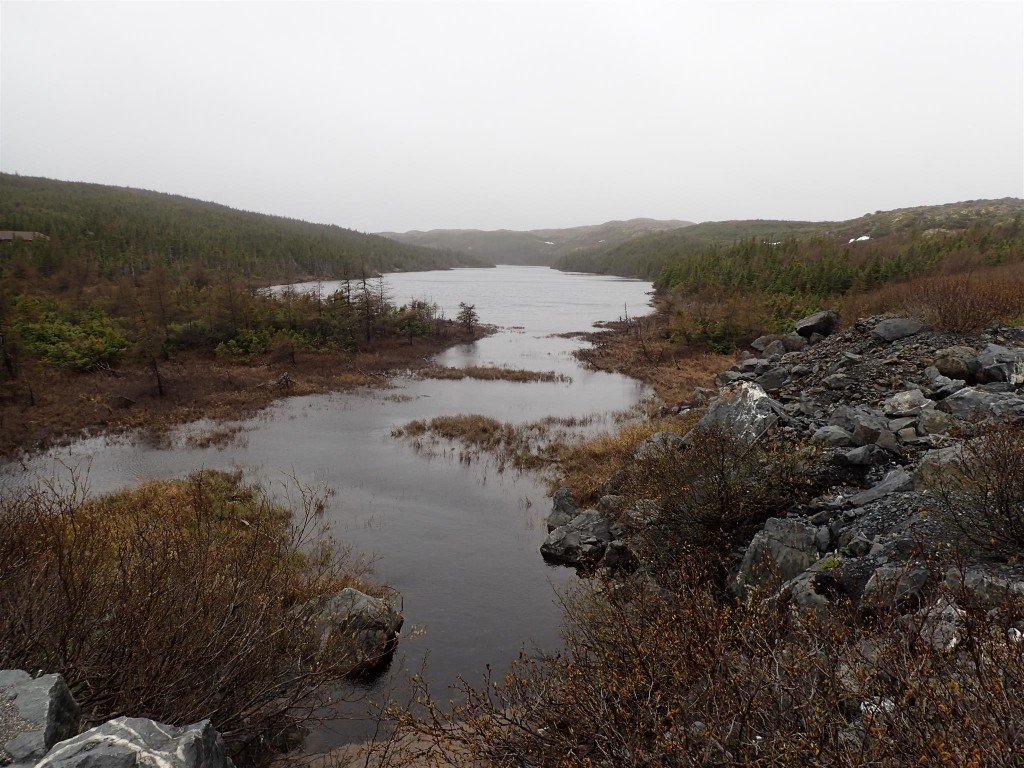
[37,717,233,768]
[540,509,614,567]
[833,444,889,467]
[688,382,786,446]
[319,588,403,676]
[937,387,1024,420]
[624,499,659,528]
[599,540,635,571]
[945,566,1024,608]
[863,565,929,609]
[756,366,790,392]
[933,345,976,381]
[844,532,873,558]
[751,335,772,352]
[633,431,686,460]
[735,518,820,593]
[0,671,79,767]
[715,370,747,387]
[847,468,914,507]
[872,318,925,342]
[811,425,856,448]
[781,333,808,352]
[762,340,787,358]
[823,373,852,390]
[974,343,1024,385]
[912,445,967,491]
[828,406,888,447]
[596,494,625,516]
[794,310,839,339]
[917,408,956,436]
[547,487,580,531]
[882,389,933,418]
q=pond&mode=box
[2,266,654,751]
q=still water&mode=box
[2,266,653,749]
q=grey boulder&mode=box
[974,343,1024,385]
[540,510,614,567]
[689,382,786,445]
[735,518,820,594]
[319,588,404,676]
[38,717,233,768]
[872,318,924,342]
[794,310,839,339]
[0,671,79,768]
[547,487,580,531]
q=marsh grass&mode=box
[419,365,572,383]
[0,469,379,763]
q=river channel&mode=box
[1,265,654,751]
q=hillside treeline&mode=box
[0,173,490,281]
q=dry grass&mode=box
[575,314,732,404]
[394,415,554,472]
[841,266,1024,332]
[419,365,571,383]
[0,470,379,763]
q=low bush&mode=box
[932,420,1024,559]
[0,470,374,763]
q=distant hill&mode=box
[0,174,490,280]
[553,199,1024,280]
[379,218,695,266]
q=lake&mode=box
[2,266,654,750]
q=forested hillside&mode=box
[380,218,693,266]
[592,199,1024,353]
[0,173,490,280]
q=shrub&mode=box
[0,470,374,763]
[623,426,816,574]
[16,305,130,371]
[932,420,1024,559]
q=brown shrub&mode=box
[0,470,374,763]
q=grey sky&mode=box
[2,1,1021,232]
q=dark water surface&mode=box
[2,266,653,750]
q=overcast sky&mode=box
[1,1,1021,232]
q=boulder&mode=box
[540,510,614,567]
[933,345,976,381]
[871,318,925,342]
[794,310,839,339]
[847,468,914,507]
[547,487,580,531]
[735,518,820,593]
[633,431,686,461]
[762,340,787,358]
[833,444,890,467]
[974,343,1024,385]
[863,565,929,609]
[756,366,790,392]
[0,671,79,768]
[811,425,856,448]
[945,566,1024,608]
[917,408,956,436]
[319,588,403,676]
[37,717,233,768]
[828,405,888,447]
[882,389,933,418]
[689,382,786,446]
[780,333,809,352]
[937,387,1024,420]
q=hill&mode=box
[551,199,1024,280]
[0,173,491,280]
[379,218,694,266]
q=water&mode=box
[2,266,653,750]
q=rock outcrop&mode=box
[0,671,79,767]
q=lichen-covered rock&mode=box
[319,588,403,676]
[688,382,786,445]
[632,431,685,460]
[735,518,820,594]
[0,671,79,767]
[37,717,233,768]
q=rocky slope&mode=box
[542,311,1024,625]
